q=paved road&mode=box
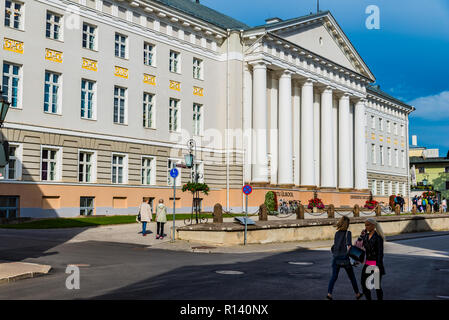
[0,229,448,300]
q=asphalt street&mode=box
[0,230,448,300]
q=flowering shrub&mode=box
[364,199,378,210]
[422,191,436,199]
[308,197,325,209]
[182,182,210,195]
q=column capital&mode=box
[299,78,316,87]
[354,97,368,105]
[336,91,352,100]
[248,59,270,69]
[316,84,336,93]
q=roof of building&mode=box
[246,10,330,31]
[410,156,449,164]
[151,0,249,30]
[367,85,414,111]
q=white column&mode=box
[293,83,301,186]
[354,99,368,189]
[278,70,293,185]
[333,98,338,187]
[313,91,321,187]
[338,93,352,189]
[269,74,279,185]
[251,62,269,183]
[320,86,335,188]
[300,79,315,186]
[243,64,253,183]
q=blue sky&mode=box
[201,0,449,156]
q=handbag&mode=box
[349,245,365,262]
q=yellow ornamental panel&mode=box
[143,74,156,85]
[169,80,181,91]
[193,86,204,96]
[3,38,23,54]
[371,133,376,140]
[82,58,97,71]
[114,66,128,79]
[387,137,391,143]
[379,135,383,142]
[401,141,405,147]
[45,48,63,63]
[394,139,398,145]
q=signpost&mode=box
[242,184,253,245]
[170,168,179,242]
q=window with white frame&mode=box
[402,183,407,196]
[41,147,60,181]
[4,0,24,29]
[115,33,127,58]
[112,154,127,184]
[0,196,19,219]
[394,123,398,135]
[193,162,204,183]
[44,71,61,114]
[169,50,180,73]
[79,151,95,183]
[401,124,405,137]
[386,120,390,133]
[380,181,385,196]
[167,159,181,186]
[113,86,126,124]
[371,115,375,129]
[388,181,393,195]
[141,157,155,185]
[380,146,384,166]
[80,197,94,216]
[143,93,154,128]
[2,62,21,108]
[193,57,203,79]
[387,147,392,166]
[143,42,155,66]
[371,144,376,164]
[193,103,202,135]
[371,179,377,195]
[1,144,21,180]
[46,11,62,40]
[402,150,405,168]
[395,182,400,194]
[379,118,383,131]
[395,149,399,167]
[169,98,179,132]
[81,79,96,119]
[82,23,97,50]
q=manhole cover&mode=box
[215,270,244,275]
[192,246,217,250]
[288,262,314,266]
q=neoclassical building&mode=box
[0,0,413,218]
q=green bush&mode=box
[265,191,276,212]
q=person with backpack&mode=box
[326,216,363,300]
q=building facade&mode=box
[0,0,413,218]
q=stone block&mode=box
[213,203,223,223]
[259,203,268,221]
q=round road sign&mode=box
[170,168,179,178]
[242,185,252,195]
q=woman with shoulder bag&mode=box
[327,216,363,300]
[138,199,152,237]
[155,199,168,240]
[359,218,386,300]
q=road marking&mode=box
[436,296,449,300]
[215,270,244,275]
[288,262,314,266]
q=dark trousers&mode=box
[361,264,383,300]
[327,258,360,295]
[157,222,165,236]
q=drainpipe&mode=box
[226,29,230,212]
[240,29,245,212]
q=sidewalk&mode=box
[0,262,51,284]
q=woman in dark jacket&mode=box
[326,216,363,300]
[359,218,386,300]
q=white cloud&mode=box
[409,91,449,120]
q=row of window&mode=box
[370,144,406,168]
[2,62,204,134]
[370,115,405,137]
[4,2,205,79]
[416,166,449,174]
[370,180,407,197]
[1,144,204,187]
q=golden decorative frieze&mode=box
[45,48,63,63]
[114,66,128,79]
[82,57,97,71]
[193,86,204,96]
[394,139,398,145]
[169,80,181,91]
[3,38,23,54]
[371,133,376,140]
[379,135,383,142]
[386,137,391,143]
[143,74,156,85]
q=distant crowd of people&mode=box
[412,195,447,213]
[390,194,406,212]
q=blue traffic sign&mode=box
[170,168,179,178]
[242,184,252,195]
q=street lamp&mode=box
[422,175,429,186]
[0,86,11,127]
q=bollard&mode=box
[395,204,401,216]
[426,204,431,214]
[327,204,335,219]
[259,203,268,221]
[375,205,381,216]
[412,205,417,215]
[353,204,360,218]
[296,205,305,220]
[213,203,223,223]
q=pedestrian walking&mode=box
[442,198,447,213]
[155,199,168,240]
[326,216,363,300]
[359,218,385,300]
[138,199,152,237]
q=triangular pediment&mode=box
[261,12,374,80]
